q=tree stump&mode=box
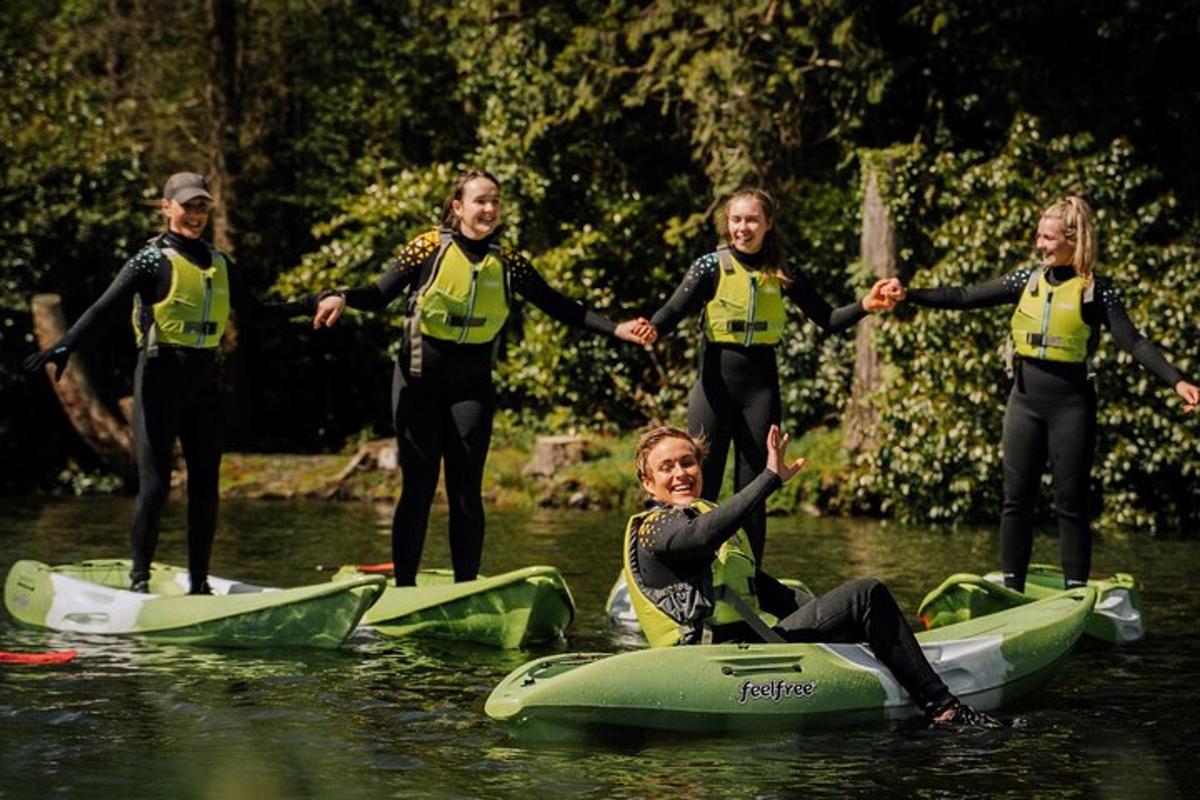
[522,435,587,477]
[30,294,138,485]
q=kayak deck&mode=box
[4,559,386,649]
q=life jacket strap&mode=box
[714,585,785,644]
[727,320,771,332]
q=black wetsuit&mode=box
[650,249,867,563]
[630,471,954,713]
[49,231,304,590]
[908,266,1185,590]
[338,229,616,585]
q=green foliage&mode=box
[860,116,1200,531]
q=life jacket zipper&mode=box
[199,272,214,347]
[745,275,758,347]
[460,262,482,344]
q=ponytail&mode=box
[1041,195,1096,283]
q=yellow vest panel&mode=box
[1010,267,1091,363]
[704,247,787,346]
[133,245,230,349]
[414,232,509,344]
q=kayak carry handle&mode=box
[720,660,803,676]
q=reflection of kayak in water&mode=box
[486,586,1095,737]
[4,559,385,649]
[918,565,1143,645]
[0,649,77,666]
[334,564,575,649]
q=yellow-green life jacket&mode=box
[1010,266,1094,363]
[132,244,230,349]
[703,247,787,346]
[622,499,773,647]
[405,229,510,375]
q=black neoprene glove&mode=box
[23,344,71,382]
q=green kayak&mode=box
[4,559,386,649]
[336,565,575,649]
[485,585,1095,736]
[917,564,1143,644]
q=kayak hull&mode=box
[4,559,386,649]
[918,564,1143,644]
[486,586,1094,736]
[342,565,575,649]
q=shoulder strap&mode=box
[715,246,736,275]
[714,586,785,643]
[1023,265,1044,297]
[406,229,455,377]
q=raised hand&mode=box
[615,317,657,345]
[313,293,347,330]
[23,344,71,382]
[765,424,806,483]
[1176,380,1200,414]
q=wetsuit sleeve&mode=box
[905,268,1030,309]
[1094,280,1186,386]
[649,254,719,336]
[784,268,868,333]
[226,259,310,323]
[639,471,781,559]
[54,247,165,352]
[337,232,441,312]
[505,248,616,335]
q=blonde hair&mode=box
[1040,195,1096,283]
[715,187,790,284]
[634,426,709,482]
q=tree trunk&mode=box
[30,294,138,486]
[206,0,242,257]
[843,159,900,453]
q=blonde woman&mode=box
[899,196,1199,591]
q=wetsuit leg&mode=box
[726,353,780,564]
[129,351,187,584]
[1047,385,1097,586]
[999,384,1048,592]
[775,577,953,711]
[440,388,494,582]
[390,362,444,586]
[176,354,222,592]
[688,357,732,505]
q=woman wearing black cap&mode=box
[24,172,306,593]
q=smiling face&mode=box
[1035,216,1074,268]
[639,435,704,506]
[451,176,502,240]
[162,197,212,239]
[725,195,773,254]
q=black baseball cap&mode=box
[162,172,214,204]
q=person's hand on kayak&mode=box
[23,343,71,382]
[616,317,657,345]
[313,291,346,330]
[765,424,805,483]
[1176,380,1200,414]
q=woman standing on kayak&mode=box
[896,196,1199,591]
[312,170,653,586]
[24,172,306,594]
[624,423,999,727]
[644,187,898,564]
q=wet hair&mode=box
[1040,195,1096,283]
[441,169,502,231]
[634,425,709,483]
[715,187,790,284]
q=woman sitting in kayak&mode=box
[624,424,1000,728]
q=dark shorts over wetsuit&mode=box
[338,230,616,585]
[650,249,866,564]
[630,471,955,714]
[908,267,1186,590]
[51,230,303,589]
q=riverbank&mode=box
[218,426,853,514]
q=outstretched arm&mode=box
[905,268,1029,310]
[312,233,438,328]
[1097,280,1195,407]
[649,254,719,337]
[506,248,618,336]
[784,269,869,332]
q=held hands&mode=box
[615,317,657,346]
[765,424,806,483]
[862,278,906,313]
[1176,381,1200,414]
[23,344,71,382]
[312,293,347,330]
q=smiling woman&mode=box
[22,171,309,594]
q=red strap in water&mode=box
[0,649,78,666]
[354,563,395,574]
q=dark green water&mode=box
[2,496,1197,799]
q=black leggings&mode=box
[129,348,222,590]
[390,340,494,586]
[1000,359,1097,592]
[688,344,780,564]
[774,578,953,712]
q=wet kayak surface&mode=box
[2,495,1197,798]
